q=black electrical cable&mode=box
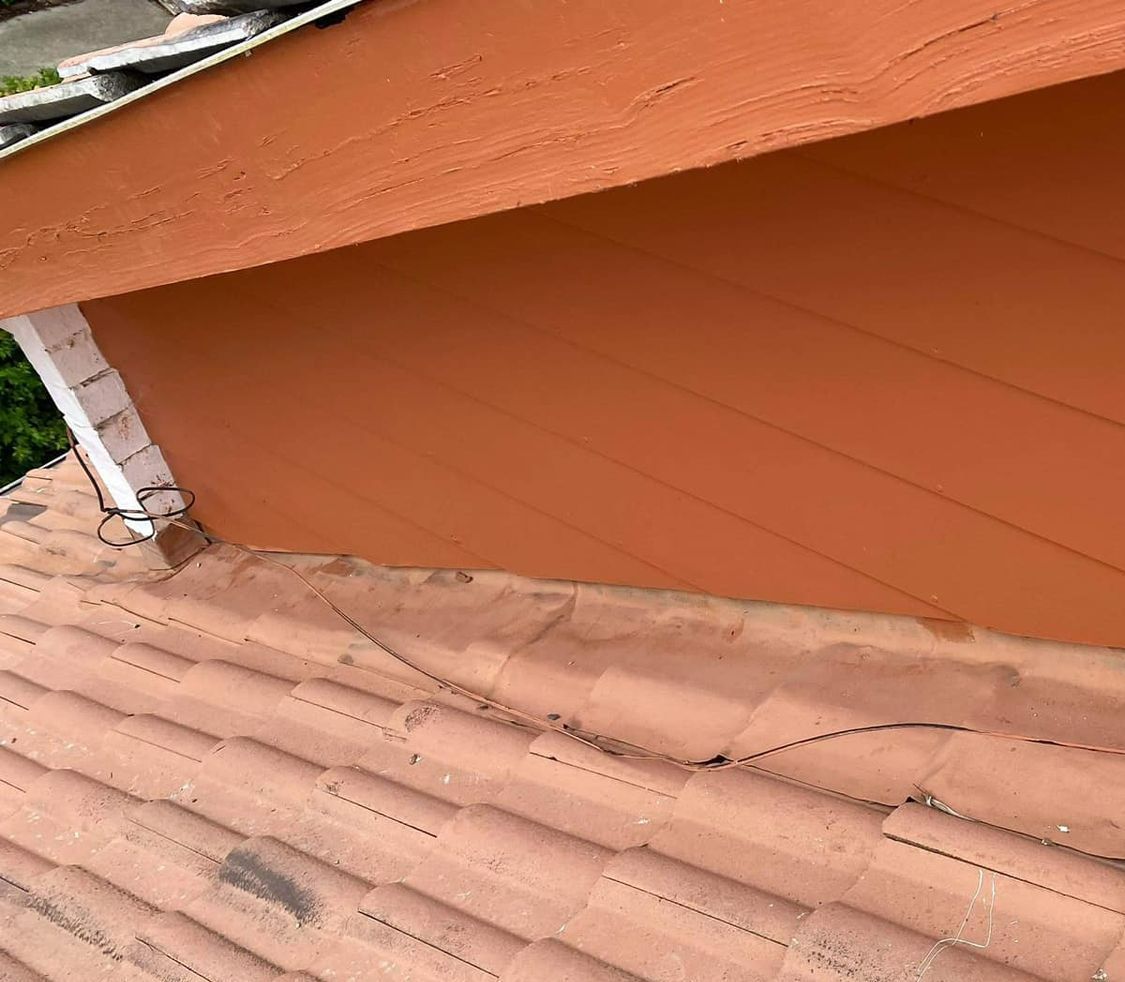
[66,428,197,547]
[61,428,1125,792]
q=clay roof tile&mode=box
[0,456,1121,980]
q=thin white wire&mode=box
[916,868,996,978]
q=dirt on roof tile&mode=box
[0,456,1122,980]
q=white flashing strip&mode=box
[2,305,182,537]
[0,0,366,165]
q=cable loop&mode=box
[66,429,197,547]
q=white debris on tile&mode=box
[0,73,145,125]
[58,11,288,79]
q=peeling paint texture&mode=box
[5,0,1125,314]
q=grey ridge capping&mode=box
[0,0,364,163]
[176,0,309,14]
[0,123,37,150]
[0,73,145,124]
[59,11,289,78]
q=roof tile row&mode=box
[0,458,1122,980]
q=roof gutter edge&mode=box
[0,0,367,165]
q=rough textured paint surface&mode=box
[84,74,1125,647]
[0,459,1123,980]
[6,0,1125,314]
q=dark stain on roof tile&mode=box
[0,457,1123,980]
[218,845,322,926]
[26,893,124,961]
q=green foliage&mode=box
[0,66,60,97]
[0,334,67,487]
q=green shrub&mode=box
[0,334,67,487]
[0,66,61,97]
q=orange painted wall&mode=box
[9,0,1125,318]
[86,72,1125,647]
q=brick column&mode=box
[2,304,205,566]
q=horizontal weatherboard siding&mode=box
[85,75,1125,646]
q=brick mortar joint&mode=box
[76,366,121,388]
[96,405,147,431]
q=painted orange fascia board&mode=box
[4,0,1125,317]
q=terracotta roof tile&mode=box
[778,901,1041,982]
[503,940,647,982]
[292,775,446,881]
[883,843,1123,977]
[492,735,684,850]
[885,803,1125,912]
[0,580,40,618]
[359,881,527,974]
[0,457,1122,980]
[1105,933,1125,980]
[559,872,788,981]
[317,763,457,835]
[650,769,884,909]
[131,910,285,981]
[185,836,369,969]
[0,614,50,646]
[314,906,498,981]
[922,735,1125,857]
